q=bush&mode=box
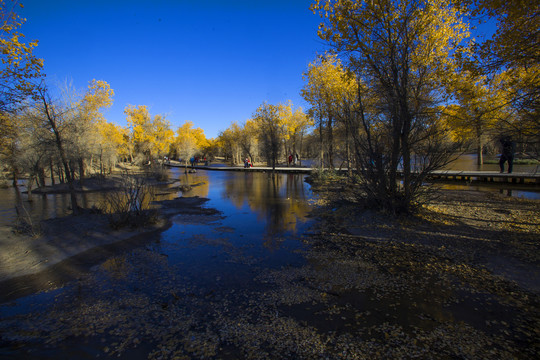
[146,163,169,182]
[99,171,160,229]
[14,203,42,237]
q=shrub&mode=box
[99,171,159,229]
[146,163,170,182]
[14,203,42,237]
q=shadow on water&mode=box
[0,169,319,358]
[0,167,537,358]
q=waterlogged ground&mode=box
[0,171,539,359]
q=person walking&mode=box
[499,136,515,174]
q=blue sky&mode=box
[19,0,324,138]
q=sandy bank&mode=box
[0,196,217,288]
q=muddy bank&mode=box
[0,195,218,301]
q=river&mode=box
[0,163,538,358]
[0,168,317,358]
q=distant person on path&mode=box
[244,157,249,168]
[499,136,515,174]
[288,154,293,166]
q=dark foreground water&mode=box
[0,169,317,358]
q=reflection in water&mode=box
[171,169,314,242]
[0,175,186,226]
[165,169,314,254]
[440,184,540,200]
[175,169,210,198]
[223,172,312,238]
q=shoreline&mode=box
[0,195,217,302]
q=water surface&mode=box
[0,169,316,358]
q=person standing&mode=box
[499,136,515,174]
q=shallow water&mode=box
[0,169,316,358]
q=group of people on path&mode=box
[242,140,515,172]
[288,153,299,166]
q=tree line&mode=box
[1,0,538,214]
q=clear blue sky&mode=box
[19,0,324,138]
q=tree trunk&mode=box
[38,167,46,188]
[78,158,85,186]
[346,134,352,178]
[27,176,34,202]
[58,164,64,183]
[100,148,104,176]
[40,89,79,214]
[476,124,484,165]
[12,168,18,188]
[319,114,324,168]
[476,137,484,165]
[49,160,55,186]
[327,114,334,168]
[70,161,76,182]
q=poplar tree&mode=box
[312,0,469,212]
[0,0,43,113]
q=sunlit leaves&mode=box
[124,105,174,161]
[173,121,208,165]
[0,0,43,112]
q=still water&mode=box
[0,169,316,358]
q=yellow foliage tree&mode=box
[125,105,173,163]
[96,120,128,174]
[173,121,208,170]
[74,80,114,180]
[218,122,243,165]
[465,1,539,158]
[444,72,508,164]
[253,102,285,171]
[312,0,470,213]
[238,119,260,164]
[0,0,43,113]
[301,54,356,167]
[279,101,313,166]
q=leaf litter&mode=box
[0,189,539,359]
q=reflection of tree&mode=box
[177,171,210,198]
[222,172,312,242]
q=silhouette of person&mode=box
[499,136,515,174]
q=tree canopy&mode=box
[0,0,43,113]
